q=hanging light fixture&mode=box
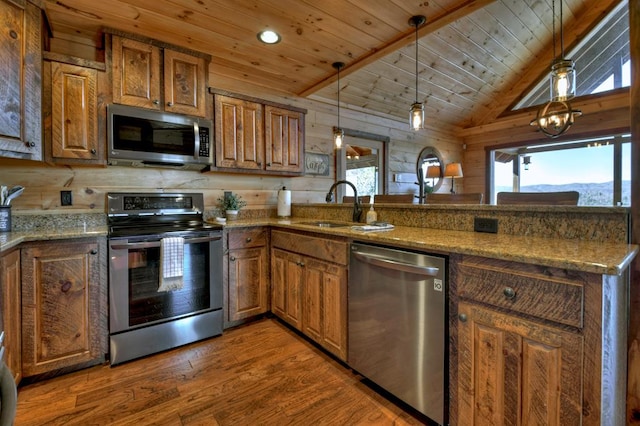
[332,61,345,149]
[531,0,581,138]
[409,15,426,131]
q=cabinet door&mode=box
[457,302,583,425]
[0,0,42,160]
[0,249,21,384]
[21,240,104,377]
[264,106,303,173]
[302,257,347,361]
[164,49,207,117]
[214,95,264,170]
[271,248,302,329]
[112,36,161,110]
[50,62,99,161]
[228,246,268,321]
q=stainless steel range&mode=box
[107,192,223,365]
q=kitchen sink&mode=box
[298,221,351,228]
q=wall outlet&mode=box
[474,217,498,233]
[61,190,73,206]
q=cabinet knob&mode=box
[246,237,252,243]
[230,256,236,262]
[153,100,160,105]
[90,249,98,255]
[90,149,97,155]
[26,141,35,148]
[167,102,174,107]
[458,313,467,322]
[266,163,271,167]
[298,261,305,267]
[503,287,516,299]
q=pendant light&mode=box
[550,0,575,101]
[531,0,581,138]
[332,61,345,149]
[409,15,426,131]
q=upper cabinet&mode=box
[0,0,43,160]
[212,91,306,176]
[110,34,208,117]
[43,56,107,165]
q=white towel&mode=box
[158,237,184,292]
[350,224,395,232]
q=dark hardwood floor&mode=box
[15,318,428,425]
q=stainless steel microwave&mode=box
[107,104,213,171]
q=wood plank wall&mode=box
[0,38,463,215]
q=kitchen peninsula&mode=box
[4,202,637,425]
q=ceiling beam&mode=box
[297,0,498,97]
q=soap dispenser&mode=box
[366,201,377,224]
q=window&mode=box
[514,1,629,109]
[489,134,631,206]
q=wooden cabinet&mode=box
[226,227,269,324]
[264,106,304,174]
[271,230,348,360]
[0,249,21,384]
[215,95,264,170]
[450,254,626,426]
[213,92,305,175]
[21,238,107,377]
[271,248,304,330]
[0,0,42,160]
[111,34,207,117]
[43,59,104,165]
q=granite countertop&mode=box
[220,218,638,276]
[0,225,108,253]
[1,216,637,276]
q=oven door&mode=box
[108,231,222,334]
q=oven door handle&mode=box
[110,235,221,250]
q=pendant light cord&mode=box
[415,23,419,103]
[337,65,340,128]
[552,0,557,60]
[560,0,564,57]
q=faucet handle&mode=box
[325,192,334,203]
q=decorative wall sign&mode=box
[305,153,330,176]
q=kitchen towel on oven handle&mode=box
[159,236,184,292]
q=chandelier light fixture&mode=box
[409,15,426,131]
[531,0,581,138]
[332,61,345,149]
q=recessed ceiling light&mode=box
[257,30,281,44]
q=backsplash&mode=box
[292,204,630,243]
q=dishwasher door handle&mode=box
[353,251,440,277]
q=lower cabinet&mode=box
[0,249,21,384]
[456,302,583,424]
[271,230,348,361]
[226,227,270,324]
[21,238,107,377]
[450,254,626,426]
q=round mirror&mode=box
[416,146,444,196]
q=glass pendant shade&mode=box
[333,127,344,149]
[550,59,576,101]
[410,102,424,131]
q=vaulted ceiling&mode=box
[43,0,623,129]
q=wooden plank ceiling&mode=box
[43,0,622,129]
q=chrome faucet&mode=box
[325,180,363,222]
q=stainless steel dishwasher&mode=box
[349,242,447,425]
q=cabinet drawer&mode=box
[272,230,348,265]
[456,260,584,328]
[229,228,267,249]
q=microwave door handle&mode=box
[110,235,222,250]
[193,121,200,160]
